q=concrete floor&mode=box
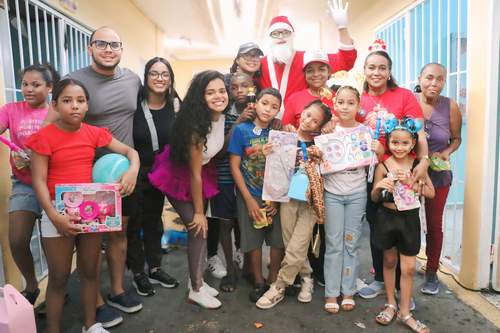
[35,223,500,333]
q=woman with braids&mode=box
[149,70,229,309]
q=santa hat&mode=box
[368,39,388,53]
[268,16,294,35]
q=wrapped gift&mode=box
[262,130,298,202]
[315,126,375,174]
[55,183,122,233]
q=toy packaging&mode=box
[314,126,375,174]
[262,130,298,202]
[387,173,421,211]
[55,183,122,233]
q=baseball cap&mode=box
[303,50,330,69]
[237,42,264,56]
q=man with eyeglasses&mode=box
[68,26,143,328]
[259,0,357,118]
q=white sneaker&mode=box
[233,249,244,270]
[207,255,227,279]
[82,323,110,333]
[188,289,222,309]
[256,283,285,309]
[188,279,219,297]
[297,277,314,303]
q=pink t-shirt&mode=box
[0,101,48,183]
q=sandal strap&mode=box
[398,312,413,322]
[341,299,355,306]
[325,302,340,309]
[414,320,428,332]
[385,303,398,311]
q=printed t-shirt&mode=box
[0,101,48,183]
[26,123,112,199]
[228,121,270,197]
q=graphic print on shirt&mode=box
[241,136,268,194]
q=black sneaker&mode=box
[107,292,143,313]
[21,288,40,305]
[133,272,156,296]
[149,269,179,288]
[96,304,123,328]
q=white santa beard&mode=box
[270,40,294,64]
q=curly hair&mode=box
[169,70,226,164]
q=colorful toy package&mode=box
[262,130,298,202]
[392,180,421,211]
[55,183,122,233]
[314,126,375,174]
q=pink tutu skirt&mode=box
[148,145,219,201]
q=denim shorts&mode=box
[9,177,42,217]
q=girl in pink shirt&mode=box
[0,64,59,305]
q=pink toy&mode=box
[0,284,36,333]
[62,192,83,207]
[79,201,100,221]
[0,136,30,170]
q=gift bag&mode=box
[287,142,309,202]
[0,284,36,333]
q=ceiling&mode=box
[132,0,375,60]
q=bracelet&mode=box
[420,155,430,162]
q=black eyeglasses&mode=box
[91,40,122,51]
[148,71,170,80]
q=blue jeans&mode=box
[324,190,367,297]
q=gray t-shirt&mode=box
[68,66,141,150]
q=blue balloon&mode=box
[92,153,130,183]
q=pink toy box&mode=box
[55,183,122,233]
[0,284,36,333]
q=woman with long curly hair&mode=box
[149,70,228,309]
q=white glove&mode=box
[328,0,349,29]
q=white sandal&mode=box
[375,303,397,325]
[324,302,340,314]
[398,312,430,332]
[341,298,355,311]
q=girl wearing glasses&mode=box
[229,42,264,87]
[128,57,181,297]
[415,63,462,296]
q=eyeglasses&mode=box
[148,71,170,80]
[91,40,122,51]
[270,29,292,39]
[241,53,261,61]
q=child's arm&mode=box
[370,139,384,161]
[31,152,81,236]
[371,163,393,202]
[188,142,208,238]
[229,154,261,222]
[422,174,435,199]
[105,138,140,196]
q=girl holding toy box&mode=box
[27,78,139,333]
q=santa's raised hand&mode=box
[328,0,349,29]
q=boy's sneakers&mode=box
[297,277,314,303]
[107,292,143,313]
[133,272,155,297]
[207,255,227,279]
[82,322,110,333]
[256,284,285,309]
[95,304,123,328]
[358,280,385,299]
[395,291,416,311]
[187,288,221,309]
[149,268,179,288]
[421,272,440,295]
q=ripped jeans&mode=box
[324,190,366,298]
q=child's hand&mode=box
[282,124,297,132]
[237,106,256,123]
[321,117,338,134]
[375,177,394,192]
[265,201,278,217]
[370,140,384,157]
[394,169,411,184]
[262,142,274,156]
[53,213,81,237]
[245,197,262,222]
[118,170,138,196]
[188,213,208,238]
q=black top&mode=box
[133,100,175,168]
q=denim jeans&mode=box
[324,190,367,297]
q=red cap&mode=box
[268,15,294,35]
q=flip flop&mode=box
[324,302,340,314]
[341,298,355,311]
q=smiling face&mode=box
[21,70,51,108]
[204,78,228,114]
[364,54,391,92]
[388,129,415,159]
[235,50,261,75]
[334,88,360,124]
[419,64,446,99]
[299,103,325,133]
[54,84,89,127]
[304,62,331,90]
[88,28,122,71]
[255,93,281,124]
[147,61,171,96]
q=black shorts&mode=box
[373,206,421,256]
[209,184,237,220]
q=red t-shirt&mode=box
[282,89,320,128]
[259,49,357,107]
[26,123,112,198]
